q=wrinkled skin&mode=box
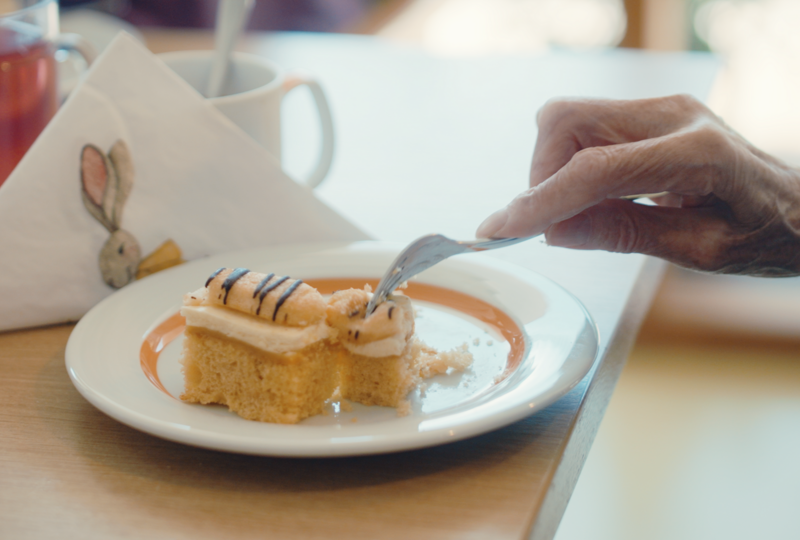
[477,95,800,276]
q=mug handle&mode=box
[283,73,335,190]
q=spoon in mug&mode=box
[206,0,254,98]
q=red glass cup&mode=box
[0,0,94,186]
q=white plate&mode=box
[66,241,598,457]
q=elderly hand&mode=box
[476,95,800,276]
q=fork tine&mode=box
[367,235,460,314]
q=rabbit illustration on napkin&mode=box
[80,140,184,289]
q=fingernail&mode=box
[546,214,591,247]
[476,208,509,238]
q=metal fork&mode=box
[366,234,531,315]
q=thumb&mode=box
[544,199,730,271]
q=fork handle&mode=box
[462,237,529,251]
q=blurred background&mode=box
[59,1,800,538]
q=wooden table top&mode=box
[0,31,718,539]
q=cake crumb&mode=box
[350,417,358,423]
[396,399,412,417]
[487,340,494,346]
[416,341,473,379]
[472,337,480,346]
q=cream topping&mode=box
[339,333,409,357]
[181,304,331,354]
[325,288,415,358]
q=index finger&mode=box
[530,95,708,187]
[486,127,724,238]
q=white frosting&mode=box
[339,334,409,358]
[181,305,331,354]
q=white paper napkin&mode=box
[0,32,368,332]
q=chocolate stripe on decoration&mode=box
[252,273,275,298]
[256,275,290,315]
[204,267,225,288]
[273,279,303,321]
[221,268,249,304]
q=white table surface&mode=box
[270,34,719,242]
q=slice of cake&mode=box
[180,267,339,424]
[326,287,419,413]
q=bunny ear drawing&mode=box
[107,140,134,227]
[80,144,118,232]
[80,140,142,289]
[80,139,182,289]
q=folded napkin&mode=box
[0,32,368,332]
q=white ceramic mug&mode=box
[159,50,334,189]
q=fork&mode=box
[366,234,531,315]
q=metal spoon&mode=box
[206,0,254,99]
